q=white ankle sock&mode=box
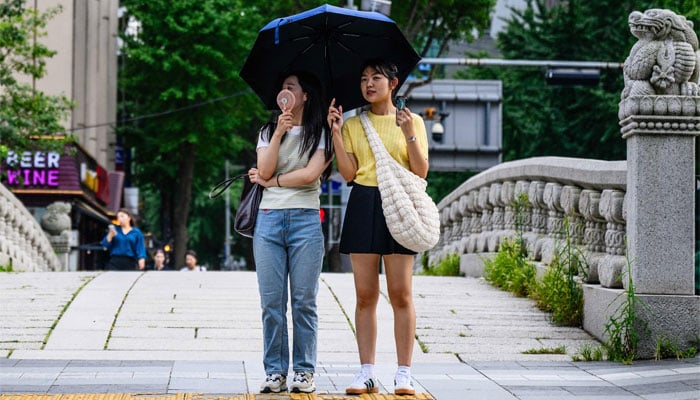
[397,365,411,376]
[361,363,374,377]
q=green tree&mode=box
[392,0,495,81]
[118,0,273,268]
[0,0,72,160]
[118,0,500,266]
[457,0,699,162]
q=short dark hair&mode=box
[361,58,400,98]
[185,249,197,259]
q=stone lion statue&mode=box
[621,9,700,99]
[41,201,72,236]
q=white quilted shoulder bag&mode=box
[359,112,440,252]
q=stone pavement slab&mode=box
[1,271,698,399]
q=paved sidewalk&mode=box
[0,271,698,399]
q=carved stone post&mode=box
[584,8,700,358]
[540,182,564,265]
[598,189,626,288]
[476,186,492,252]
[466,190,481,254]
[560,185,584,246]
[579,189,605,283]
[41,202,72,271]
[458,194,471,254]
[527,181,546,260]
[487,182,504,252]
[501,181,516,241]
[620,104,698,294]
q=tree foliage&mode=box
[0,0,72,159]
[118,0,272,267]
[456,0,699,162]
[117,0,501,266]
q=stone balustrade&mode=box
[0,183,61,271]
[433,156,628,287]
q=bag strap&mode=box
[359,112,392,163]
[209,174,247,199]
[359,112,413,174]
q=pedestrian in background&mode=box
[150,248,169,270]
[327,59,428,396]
[248,71,332,394]
[101,208,147,271]
[180,250,206,271]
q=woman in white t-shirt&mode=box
[248,71,332,394]
[179,249,206,271]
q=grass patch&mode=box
[522,345,566,355]
[416,335,429,353]
[655,335,698,360]
[572,344,606,361]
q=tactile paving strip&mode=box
[0,393,434,400]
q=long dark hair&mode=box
[261,71,333,180]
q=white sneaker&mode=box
[346,371,378,394]
[260,373,287,393]
[394,371,415,395]
[289,371,315,393]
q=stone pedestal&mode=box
[620,103,700,295]
[583,284,700,359]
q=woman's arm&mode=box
[398,108,429,178]
[257,111,294,179]
[251,149,330,188]
[328,99,358,182]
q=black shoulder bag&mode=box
[209,174,263,238]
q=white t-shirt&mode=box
[256,126,326,210]
[256,126,326,150]
[180,266,206,271]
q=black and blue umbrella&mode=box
[239,4,420,111]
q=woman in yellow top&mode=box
[327,59,428,396]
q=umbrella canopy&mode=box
[239,4,420,111]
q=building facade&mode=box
[5,0,121,270]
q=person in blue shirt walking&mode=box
[101,208,147,270]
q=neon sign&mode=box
[4,151,61,187]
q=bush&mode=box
[484,238,535,297]
[532,254,583,326]
[421,253,461,276]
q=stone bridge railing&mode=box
[432,156,628,288]
[432,152,698,359]
[0,183,61,271]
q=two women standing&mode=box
[249,58,427,396]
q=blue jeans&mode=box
[253,208,324,375]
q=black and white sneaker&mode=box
[289,371,315,393]
[346,371,378,394]
[260,373,287,393]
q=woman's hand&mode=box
[397,106,415,135]
[274,110,294,138]
[327,98,344,136]
[248,167,273,188]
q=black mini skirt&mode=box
[339,183,416,255]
